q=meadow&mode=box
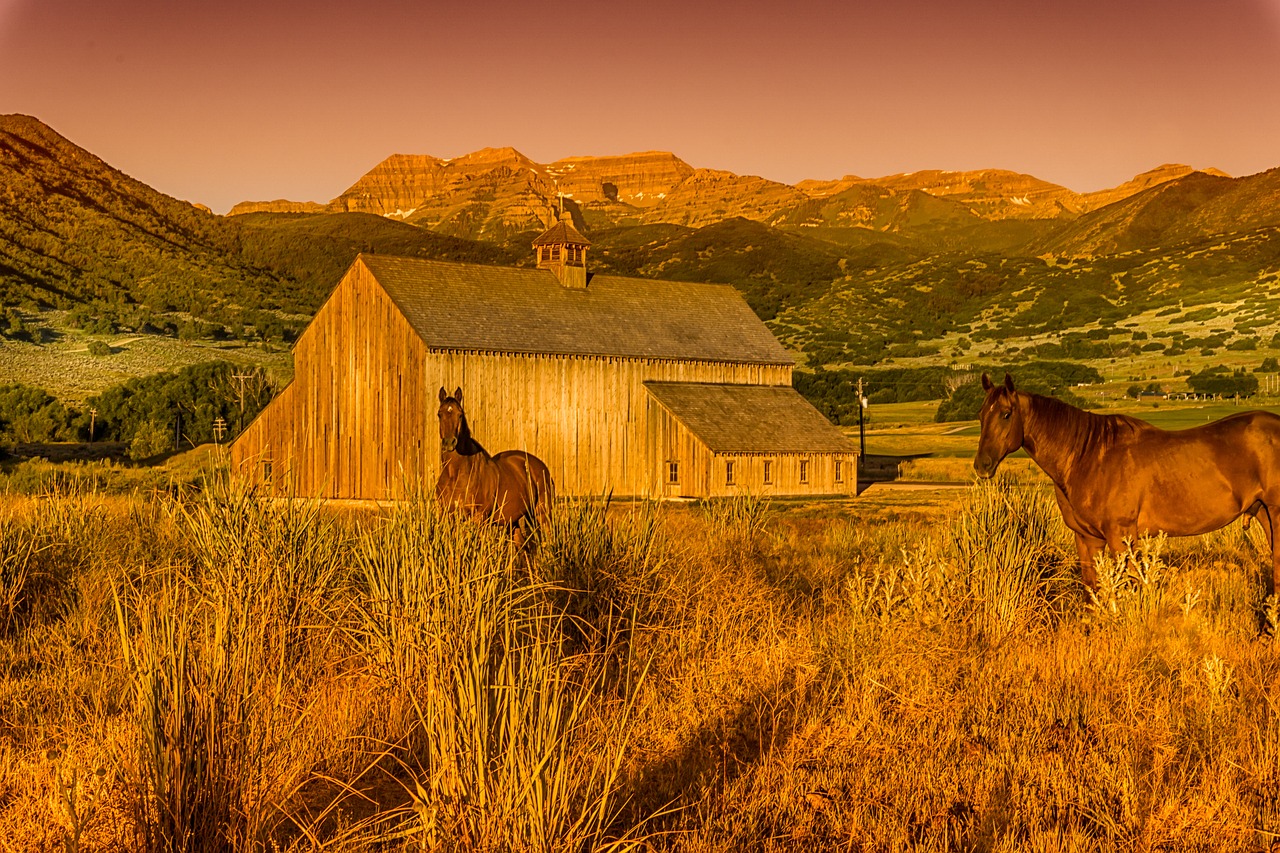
[2,454,1280,852]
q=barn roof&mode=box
[644,382,855,454]
[359,255,794,365]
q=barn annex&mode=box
[231,216,856,499]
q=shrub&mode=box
[1187,365,1259,397]
[128,421,172,460]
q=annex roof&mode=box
[644,382,856,454]
[358,255,793,365]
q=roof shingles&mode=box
[645,382,855,454]
[360,255,794,365]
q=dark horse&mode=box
[435,387,554,546]
[974,373,1280,593]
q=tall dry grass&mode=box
[1,472,1279,850]
[351,496,645,851]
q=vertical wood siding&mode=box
[233,260,852,499]
[232,261,428,498]
[647,398,857,498]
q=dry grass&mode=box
[1,474,1279,851]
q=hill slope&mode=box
[4,113,1279,401]
[0,115,522,321]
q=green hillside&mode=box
[774,226,1280,367]
[233,212,523,312]
[0,114,522,324]
[3,113,1280,407]
[589,217,848,319]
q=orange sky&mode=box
[2,0,1278,213]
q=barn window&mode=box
[800,460,809,484]
[763,460,773,485]
[668,461,679,485]
[725,460,735,485]
[835,460,844,484]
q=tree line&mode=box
[0,361,275,461]
[794,361,1104,425]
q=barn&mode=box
[231,216,856,499]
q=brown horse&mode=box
[973,373,1280,593]
[435,387,553,546]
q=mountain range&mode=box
[229,149,1236,242]
[2,112,1278,379]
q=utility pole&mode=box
[856,377,868,466]
[213,417,226,444]
[231,369,252,433]
[88,407,97,443]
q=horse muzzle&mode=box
[973,455,997,479]
[442,437,458,453]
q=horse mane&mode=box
[449,405,490,457]
[1021,389,1153,448]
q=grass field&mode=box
[0,312,294,402]
[2,466,1280,851]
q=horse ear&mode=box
[438,387,447,403]
[981,373,993,391]
[454,387,463,404]
[1004,373,1016,392]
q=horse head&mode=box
[437,386,466,454]
[973,373,1023,479]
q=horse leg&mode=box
[1074,533,1104,591]
[1259,502,1279,598]
[1055,488,1104,591]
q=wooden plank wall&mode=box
[232,260,429,498]
[425,351,791,498]
[646,401,858,498]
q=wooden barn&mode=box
[231,216,856,499]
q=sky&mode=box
[2,0,1279,213]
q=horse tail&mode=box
[532,459,554,529]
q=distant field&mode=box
[0,313,292,401]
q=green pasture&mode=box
[857,398,1280,483]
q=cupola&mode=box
[532,211,591,289]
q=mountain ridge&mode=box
[227,141,1232,243]
[3,113,1278,386]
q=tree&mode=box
[935,364,1099,422]
[129,421,171,460]
[87,361,276,449]
[1186,366,1258,397]
[0,384,78,443]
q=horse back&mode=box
[493,450,554,510]
[1173,410,1280,464]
